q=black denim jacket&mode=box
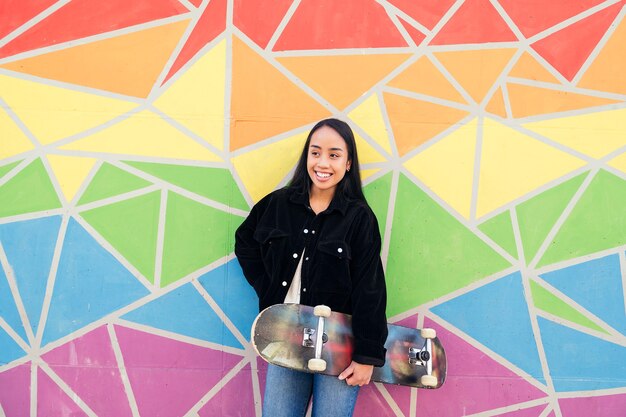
[235,187,388,366]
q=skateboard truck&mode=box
[307,305,332,372]
[303,328,328,348]
[408,347,430,365]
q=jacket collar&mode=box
[289,187,349,216]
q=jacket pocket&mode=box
[315,240,352,294]
[317,240,352,261]
[253,227,289,244]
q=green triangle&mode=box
[538,170,626,267]
[363,172,392,239]
[478,210,518,258]
[161,192,245,287]
[516,173,586,264]
[125,161,249,211]
[0,158,61,218]
[386,174,511,316]
[0,160,22,179]
[530,280,608,334]
[78,163,152,205]
[81,191,161,283]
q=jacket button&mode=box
[337,248,343,253]
[311,230,316,234]
[304,229,309,234]
[305,257,309,261]
[293,253,298,259]
[282,281,287,286]
[303,288,307,292]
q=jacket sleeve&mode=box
[234,195,270,296]
[349,207,388,366]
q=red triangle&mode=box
[398,18,427,45]
[499,0,606,37]
[431,0,517,45]
[162,0,227,83]
[273,0,408,50]
[234,0,294,48]
[387,0,456,30]
[531,3,623,80]
[0,0,188,59]
[0,0,57,40]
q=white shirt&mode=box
[284,250,304,303]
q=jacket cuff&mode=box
[353,339,386,367]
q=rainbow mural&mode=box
[1,0,626,416]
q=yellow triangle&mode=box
[477,118,587,218]
[46,155,97,202]
[154,39,226,151]
[404,118,478,219]
[60,110,221,162]
[0,107,33,159]
[232,132,305,202]
[355,132,386,165]
[348,94,392,155]
[607,151,626,175]
[0,74,138,145]
[278,53,410,109]
[435,48,517,104]
[522,108,626,159]
[361,168,380,182]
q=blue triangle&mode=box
[198,260,258,340]
[0,326,25,365]
[539,317,626,391]
[0,263,28,343]
[540,255,626,336]
[0,216,61,335]
[431,272,544,381]
[42,218,150,347]
[122,282,242,349]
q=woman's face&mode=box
[307,125,352,196]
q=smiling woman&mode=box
[235,118,388,417]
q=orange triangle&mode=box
[509,52,560,83]
[485,87,508,118]
[230,37,330,151]
[387,56,465,103]
[383,92,469,156]
[277,53,410,110]
[507,83,619,118]
[0,20,189,98]
[435,48,517,104]
[578,16,626,95]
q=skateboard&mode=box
[251,303,446,389]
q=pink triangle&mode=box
[162,0,227,83]
[42,326,133,417]
[234,0,294,48]
[353,384,397,417]
[37,367,88,417]
[115,325,244,417]
[256,357,268,400]
[495,404,548,416]
[0,0,188,59]
[559,393,626,417]
[198,363,256,417]
[415,316,548,415]
[387,0,456,30]
[431,0,518,45]
[0,363,31,417]
[499,0,606,38]
[384,384,413,416]
[273,0,408,50]
[531,2,622,80]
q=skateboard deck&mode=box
[251,303,446,389]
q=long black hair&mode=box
[289,118,366,202]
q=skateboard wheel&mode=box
[308,358,327,372]
[313,305,331,318]
[420,375,438,387]
[420,328,436,339]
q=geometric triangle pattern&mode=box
[2,2,626,415]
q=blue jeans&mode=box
[263,364,360,417]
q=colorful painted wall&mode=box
[1,0,626,416]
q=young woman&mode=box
[235,118,387,417]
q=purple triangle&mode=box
[0,363,30,417]
[198,363,256,417]
[42,325,133,417]
[115,325,244,417]
[37,367,87,416]
[415,316,548,415]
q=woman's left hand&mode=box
[338,361,374,386]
